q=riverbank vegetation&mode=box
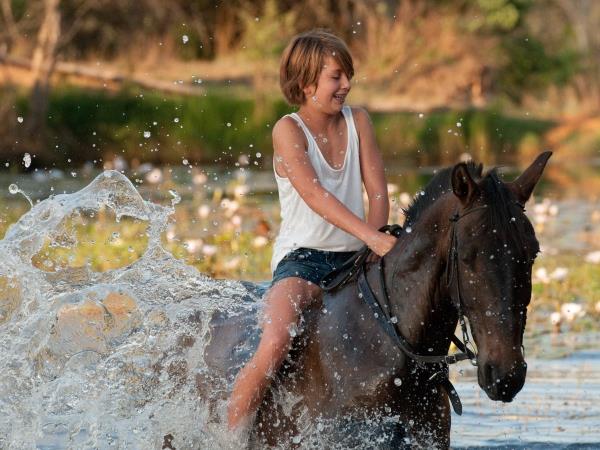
[1,182,599,334]
[1,0,599,169]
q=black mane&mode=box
[403,161,538,252]
[404,161,482,226]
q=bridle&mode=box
[357,206,489,367]
[354,205,490,414]
[444,205,491,364]
[319,200,531,414]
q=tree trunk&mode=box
[26,0,61,149]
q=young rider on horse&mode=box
[227,29,398,431]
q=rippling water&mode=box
[1,171,598,449]
[451,349,600,449]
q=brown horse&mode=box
[204,152,551,448]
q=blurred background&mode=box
[0,0,599,333]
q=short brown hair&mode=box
[279,29,354,106]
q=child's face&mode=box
[303,56,351,113]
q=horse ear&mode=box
[507,151,552,204]
[451,163,480,205]
[476,163,483,177]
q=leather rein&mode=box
[357,207,488,368]
[326,206,490,414]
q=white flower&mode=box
[112,155,128,171]
[560,303,585,322]
[192,172,207,185]
[145,168,162,184]
[550,267,568,281]
[202,245,218,256]
[231,215,242,227]
[252,236,268,248]
[534,267,550,284]
[584,251,600,264]
[233,184,249,198]
[220,198,239,216]
[533,202,548,215]
[399,192,412,207]
[223,257,241,270]
[184,239,203,253]
[197,204,211,219]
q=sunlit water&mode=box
[1,171,598,449]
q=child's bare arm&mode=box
[354,107,390,230]
[272,117,395,256]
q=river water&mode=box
[0,171,599,449]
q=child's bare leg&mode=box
[227,277,321,430]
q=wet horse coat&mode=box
[204,152,551,448]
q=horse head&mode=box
[448,152,551,402]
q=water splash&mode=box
[0,170,262,449]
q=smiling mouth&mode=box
[333,94,346,103]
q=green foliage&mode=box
[43,86,294,166]
[6,85,550,166]
[499,36,580,101]
[238,0,296,62]
[370,109,554,165]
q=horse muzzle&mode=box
[478,358,527,402]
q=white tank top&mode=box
[270,105,365,274]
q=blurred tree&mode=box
[26,0,61,150]
[551,0,600,112]
[238,0,296,118]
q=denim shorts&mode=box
[270,247,358,287]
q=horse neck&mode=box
[379,200,458,353]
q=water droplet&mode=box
[394,378,402,386]
[169,189,181,205]
[226,122,232,127]
[405,226,412,233]
[23,153,31,168]
[182,35,189,44]
[485,310,492,317]
[17,116,24,123]
[288,323,298,337]
[390,316,398,324]
[174,117,180,123]
[8,184,19,194]
[143,131,151,138]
